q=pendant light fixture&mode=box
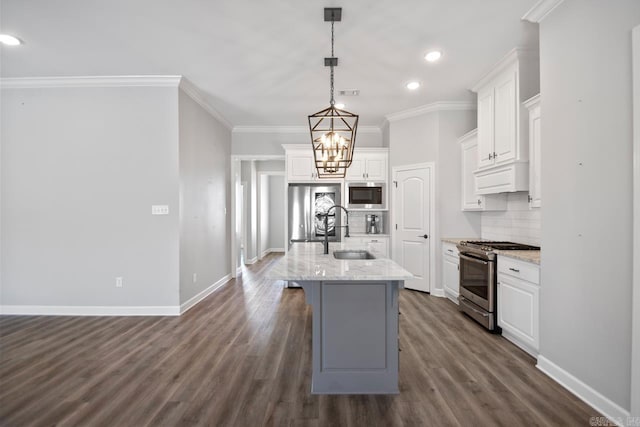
[308,7,358,179]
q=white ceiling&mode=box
[0,0,539,127]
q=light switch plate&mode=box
[152,205,169,215]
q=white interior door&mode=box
[393,165,432,292]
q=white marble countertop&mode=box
[267,242,414,281]
[495,250,541,265]
[440,237,541,265]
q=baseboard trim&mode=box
[430,288,446,298]
[261,248,285,258]
[245,256,258,265]
[180,273,232,314]
[0,305,180,316]
[536,355,630,424]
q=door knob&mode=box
[417,234,429,239]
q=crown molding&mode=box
[178,77,233,130]
[0,75,182,89]
[458,128,478,143]
[0,75,234,130]
[471,47,538,92]
[522,0,565,23]
[232,125,381,134]
[385,101,476,123]
[523,93,541,109]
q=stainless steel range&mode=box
[456,240,540,332]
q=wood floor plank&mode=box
[0,253,599,426]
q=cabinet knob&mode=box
[477,199,481,205]
[488,153,493,160]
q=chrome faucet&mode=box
[320,204,350,255]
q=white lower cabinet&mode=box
[442,242,459,303]
[497,256,540,357]
[346,236,389,258]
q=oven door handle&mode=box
[459,253,489,265]
[460,297,490,317]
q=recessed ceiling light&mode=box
[425,50,442,62]
[335,103,345,109]
[406,81,421,91]
[0,34,22,46]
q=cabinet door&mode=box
[493,69,517,164]
[477,88,495,169]
[364,155,387,181]
[443,255,459,302]
[497,275,539,352]
[345,155,366,181]
[529,103,541,208]
[366,238,388,258]
[461,138,482,210]
[287,151,316,181]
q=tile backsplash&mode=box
[481,192,540,246]
[347,211,387,235]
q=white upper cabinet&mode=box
[284,145,387,184]
[524,94,541,208]
[471,48,539,195]
[459,130,507,211]
[477,88,495,169]
[345,149,388,182]
[493,67,518,164]
[286,147,318,182]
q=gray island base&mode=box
[267,242,413,395]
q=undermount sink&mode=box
[333,250,376,260]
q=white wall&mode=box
[240,160,257,262]
[178,89,232,305]
[256,160,285,172]
[1,86,180,308]
[259,174,269,257]
[389,109,480,294]
[268,175,285,250]
[539,0,640,412]
[232,129,383,156]
[481,193,540,246]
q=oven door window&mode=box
[349,187,382,205]
[460,255,489,300]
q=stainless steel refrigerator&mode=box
[288,183,342,244]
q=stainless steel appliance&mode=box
[366,214,382,234]
[346,182,386,209]
[288,184,342,244]
[456,240,540,331]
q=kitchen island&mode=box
[267,242,413,394]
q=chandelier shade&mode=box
[308,7,358,179]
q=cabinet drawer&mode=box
[498,256,539,284]
[442,242,459,258]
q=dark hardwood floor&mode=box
[0,253,596,426]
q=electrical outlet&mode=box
[151,205,169,215]
[192,273,197,283]
[116,277,123,288]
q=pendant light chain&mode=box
[330,18,335,106]
[308,7,358,179]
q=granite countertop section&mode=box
[441,237,541,265]
[441,237,479,244]
[267,241,414,281]
[495,250,541,265]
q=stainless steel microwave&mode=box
[346,182,386,209]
